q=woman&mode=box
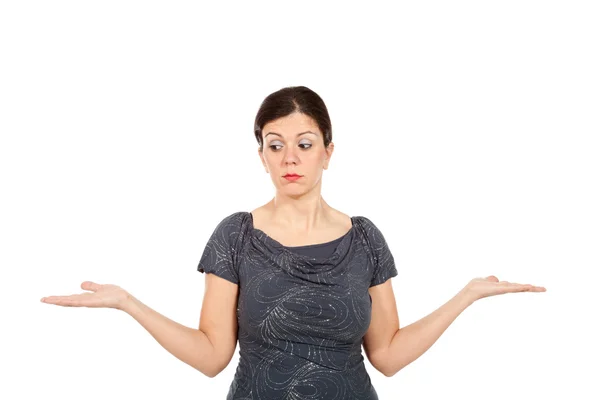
[40,86,546,399]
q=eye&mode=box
[268,142,312,151]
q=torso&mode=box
[223,210,383,399]
[250,205,353,247]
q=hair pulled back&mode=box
[254,86,332,152]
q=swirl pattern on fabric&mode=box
[197,211,398,400]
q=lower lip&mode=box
[284,175,302,181]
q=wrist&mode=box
[458,285,478,307]
[118,291,136,314]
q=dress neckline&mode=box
[246,211,357,264]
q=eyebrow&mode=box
[265,131,318,139]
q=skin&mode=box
[40,111,547,378]
[253,111,348,243]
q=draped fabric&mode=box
[198,211,398,400]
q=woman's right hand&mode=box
[41,281,130,310]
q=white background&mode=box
[1,1,598,399]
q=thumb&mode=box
[81,281,101,292]
[485,275,499,282]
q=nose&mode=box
[283,146,300,165]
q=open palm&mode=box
[40,281,129,310]
[467,275,546,301]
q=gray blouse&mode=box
[284,230,345,259]
[197,211,398,400]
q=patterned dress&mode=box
[198,211,398,400]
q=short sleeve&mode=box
[360,216,398,287]
[197,212,245,285]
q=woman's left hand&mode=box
[465,275,546,303]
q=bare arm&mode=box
[123,273,239,378]
[122,294,221,378]
[379,287,473,377]
[41,279,237,379]
[372,276,545,377]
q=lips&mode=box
[283,174,302,181]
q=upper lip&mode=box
[283,173,301,177]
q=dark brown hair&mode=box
[254,86,332,152]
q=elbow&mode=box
[196,360,226,378]
[377,362,401,378]
[197,347,231,378]
[382,368,399,378]
[201,366,222,379]
[371,354,399,378]
[203,371,217,379]
[209,362,229,378]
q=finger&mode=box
[41,296,74,306]
[511,283,547,293]
[497,282,530,293]
[41,293,93,307]
[513,284,546,293]
[41,295,76,306]
[528,285,546,292]
[81,281,101,292]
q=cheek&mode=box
[306,150,326,161]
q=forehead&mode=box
[263,113,321,137]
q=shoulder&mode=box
[200,211,251,258]
[353,215,380,232]
[330,208,353,231]
[352,215,390,246]
[216,211,249,227]
[354,215,398,285]
[207,211,251,242]
[198,212,250,281]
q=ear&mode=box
[258,147,269,173]
[323,142,334,170]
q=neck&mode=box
[268,183,332,232]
